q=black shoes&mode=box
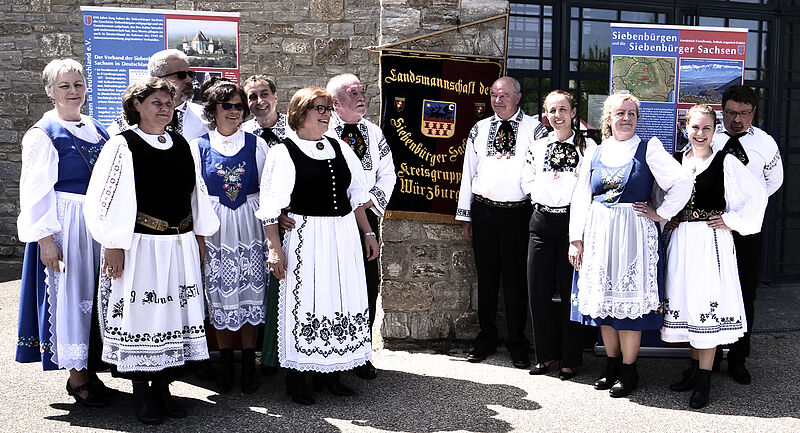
[689,369,712,409]
[313,372,356,397]
[529,363,549,375]
[354,360,378,380]
[285,370,314,405]
[132,382,163,425]
[558,368,576,381]
[511,352,531,369]
[728,359,752,385]
[670,359,699,392]
[153,379,186,418]
[466,346,496,363]
[217,349,235,393]
[594,356,621,390]
[66,378,109,408]
[241,348,261,394]
[609,362,639,398]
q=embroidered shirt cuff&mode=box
[262,217,279,226]
[455,208,471,222]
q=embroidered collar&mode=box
[547,130,575,144]
[716,124,754,136]
[331,112,363,129]
[175,101,188,114]
[491,108,524,125]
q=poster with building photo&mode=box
[609,24,747,153]
[81,6,239,126]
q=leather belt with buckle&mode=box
[136,212,192,234]
[534,203,569,214]
[474,194,529,209]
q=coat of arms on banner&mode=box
[394,97,405,112]
[474,102,485,117]
[422,100,456,138]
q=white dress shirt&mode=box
[711,124,783,197]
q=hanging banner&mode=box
[81,6,240,126]
[609,24,747,153]
[380,53,503,223]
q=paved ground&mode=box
[1,279,799,432]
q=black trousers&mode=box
[728,231,762,361]
[527,208,583,368]
[471,200,532,355]
[359,210,381,329]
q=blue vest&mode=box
[29,116,109,195]
[197,132,260,210]
[590,138,654,206]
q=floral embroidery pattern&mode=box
[79,300,93,314]
[18,336,40,348]
[111,298,124,319]
[80,144,103,168]
[544,141,579,172]
[599,167,626,203]
[299,310,369,346]
[105,325,205,344]
[215,161,246,202]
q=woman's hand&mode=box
[38,236,62,272]
[707,215,731,231]
[103,248,125,279]
[279,207,295,231]
[664,216,680,231]
[633,202,664,222]
[568,240,583,271]
[268,247,287,280]
[364,234,379,261]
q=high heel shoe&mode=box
[670,359,699,392]
[285,370,314,405]
[66,378,109,408]
[594,356,621,390]
[609,362,639,398]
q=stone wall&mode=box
[0,0,380,280]
[378,0,509,347]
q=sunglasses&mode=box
[310,105,334,115]
[220,102,245,111]
[160,70,196,80]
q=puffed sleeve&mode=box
[645,137,692,221]
[568,144,598,242]
[369,130,396,216]
[339,137,369,209]
[761,134,783,197]
[721,154,767,235]
[17,127,61,242]
[254,142,295,224]
[455,124,479,222]
[520,140,538,198]
[84,135,137,249]
[255,135,269,181]
[188,140,220,236]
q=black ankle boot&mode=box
[670,359,699,392]
[132,382,163,425]
[285,370,314,405]
[312,372,355,397]
[153,379,186,418]
[240,348,260,394]
[594,356,621,390]
[217,349,235,393]
[689,369,712,409]
[609,362,639,398]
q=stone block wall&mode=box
[378,0,509,346]
[0,0,380,280]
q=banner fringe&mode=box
[385,210,459,225]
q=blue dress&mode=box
[570,138,665,331]
[17,115,108,370]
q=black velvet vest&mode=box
[284,136,352,217]
[122,129,195,234]
[675,150,726,221]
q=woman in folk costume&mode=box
[522,90,596,381]
[568,93,692,398]
[255,87,378,405]
[84,77,219,425]
[660,104,765,409]
[17,58,112,407]
[191,81,269,394]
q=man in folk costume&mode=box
[456,76,548,368]
[326,73,396,379]
[107,49,210,142]
[711,85,783,384]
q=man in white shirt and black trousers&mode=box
[711,85,783,384]
[456,76,548,368]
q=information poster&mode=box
[380,53,503,222]
[609,24,747,153]
[81,7,239,126]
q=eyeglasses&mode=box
[160,70,196,80]
[310,105,334,115]
[220,102,245,111]
[723,109,753,119]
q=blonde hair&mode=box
[287,87,332,130]
[601,93,640,139]
[685,103,716,125]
